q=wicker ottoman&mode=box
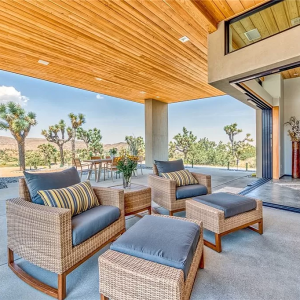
[186,192,263,253]
[99,215,204,300]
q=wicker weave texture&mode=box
[6,181,125,274]
[148,172,211,212]
[110,184,151,215]
[99,215,203,300]
[186,196,263,234]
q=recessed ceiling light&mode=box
[294,73,298,76]
[140,91,146,94]
[95,77,102,81]
[244,29,261,41]
[38,59,49,65]
[156,96,160,98]
[179,36,189,43]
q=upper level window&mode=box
[226,0,300,54]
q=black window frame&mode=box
[225,0,291,55]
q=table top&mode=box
[109,184,150,193]
[84,158,112,163]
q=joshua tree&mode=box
[169,127,197,161]
[224,123,242,155]
[41,120,72,166]
[125,136,145,156]
[0,101,37,171]
[224,123,253,169]
[38,143,57,168]
[68,113,85,159]
[77,127,103,156]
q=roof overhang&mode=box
[0,0,268,104]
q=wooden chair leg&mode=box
[199,249,204,269]
[169,211,173,216]
[8,248,14,264]
[100,294,109,300]
[148,207,151,215]
[215,233,222,253]
[248,218,264,235]
[204,233,222,253]
[8,248,61,299]
[58,273,66,300]
[258,219,263,234]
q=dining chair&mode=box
[72,158,94,180]
[106,157,120,181]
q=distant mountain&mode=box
[0,136,127,152]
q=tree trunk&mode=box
[184,152,187,162]
[59,145,64,167]
[72,129,76,159]
[18,141,26,171]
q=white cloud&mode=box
[96,94,104,99]
[0,86,29,106]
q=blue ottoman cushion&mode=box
[72,205,120,246]
[176,184,208,200]
[193,192,257,218]
[110,215,200,278]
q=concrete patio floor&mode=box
[1,167,300,300]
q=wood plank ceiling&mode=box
[281,67,300,79]
[0,0,267,104]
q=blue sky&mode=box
[0,70,256,144]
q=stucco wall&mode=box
[208,21,300,107]
[284,77,300,175]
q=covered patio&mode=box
[1,167,300,299]
[1,0,300,299]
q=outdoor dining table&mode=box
[83,158,112,182]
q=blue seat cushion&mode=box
[154,159,184,176]
[176,184,208,200]
[72,205,120,246]
[24,167,81,205]
[193,192,257,218]
[110,215,200,278]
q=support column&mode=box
[145,99,168,167]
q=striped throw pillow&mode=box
[38,181,99,216]
[161,169,198,187]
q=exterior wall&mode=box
[145,99,168,167]
[208,21,300,107]
[208,21,300,178]
[284,77,300,175]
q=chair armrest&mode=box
[148,174,177,203]
[6,198,72,273]
[92,187,124,213]
[191,172,212,194]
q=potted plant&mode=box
[115,150,138,188]
[285,116,300,178]
[109,147,117,159]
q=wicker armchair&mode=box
[148,165,211,216]
[6,178,125,300]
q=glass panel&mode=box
[228,0,300,53]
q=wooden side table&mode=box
[110,184,151,217]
